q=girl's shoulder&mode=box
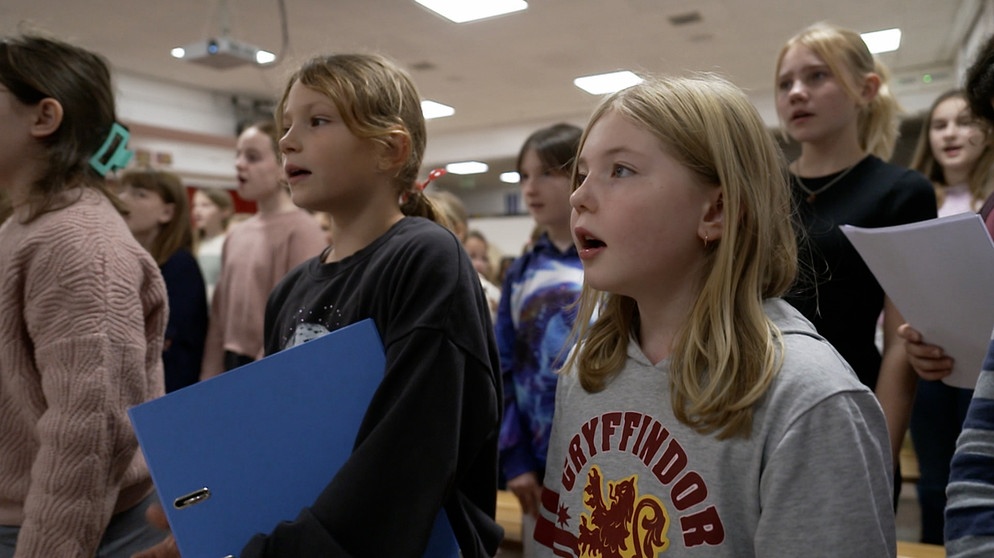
[384,217,464,258]
[860,156,932,192]
[764,298,872,404]
[162,248,203,276]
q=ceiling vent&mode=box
[668,11,702,26]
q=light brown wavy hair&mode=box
[275,53,444,222]
[909,89,994,208]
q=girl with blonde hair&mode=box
[774,22,936,481]
[534,73,894,557]
[191,187,234,302]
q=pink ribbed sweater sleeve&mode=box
[0,190,167,557]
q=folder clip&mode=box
[174,487,211,509]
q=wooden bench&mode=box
[897,541,945,557]
[496,490,523,545]
[901,434,921,483]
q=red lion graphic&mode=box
[577,465,669,558]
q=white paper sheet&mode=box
[840,213,994,389]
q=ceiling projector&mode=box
[173,37,268,70]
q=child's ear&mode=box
[699,188,724,244]
[378,128,411,172]
[859,73,881,105]
[30,98,64,139]
[158,202,176,225]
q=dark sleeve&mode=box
[245,225,502,558]
[889,168,938,225]
[160,250,209,392]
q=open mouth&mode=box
[576,232,606,250]
[791,111,813,122]
[284,165,312,180]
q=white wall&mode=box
[467,214,535,260]
[116,72,239,188]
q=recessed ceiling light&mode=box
[861,28,902,54]
[421,100,455,120]
[574,70,644,95]
[500,171,520,184]
[446,161,489,175]
[415,0,527,23]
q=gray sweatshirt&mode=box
[535,298,895,557]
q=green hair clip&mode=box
[89,123,134,176]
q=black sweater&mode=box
[242,217,503,557]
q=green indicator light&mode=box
[922,74,933,84]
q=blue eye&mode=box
[611,165,633,178]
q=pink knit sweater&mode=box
[0,187,167,557]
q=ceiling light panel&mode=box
[573,71,644,95]
[499,171,520,184]
[446,161,489,175]
[415,0,527,23]
[861,28,902,54]
[421,100,455,120]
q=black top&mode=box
[784,155,936,389]
[242,217,503,558]
[160,248,208,393]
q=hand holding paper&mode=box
[840,213,994,389]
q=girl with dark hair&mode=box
[0,34,168,557]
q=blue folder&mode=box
[128,319,458,557]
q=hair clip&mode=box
[403,168,447,204]
[418,168,447,190]
[89,123,134,177]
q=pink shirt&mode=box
[201,208,327,378]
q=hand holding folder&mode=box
[129,319,458,557]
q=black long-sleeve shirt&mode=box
[242,217,503,557]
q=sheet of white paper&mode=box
[840,213,994,389]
